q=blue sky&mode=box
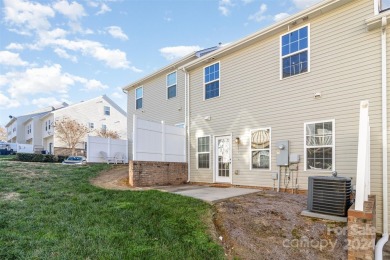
[0,0,321,127]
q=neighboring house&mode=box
[40,95,127,155]
[123,0,390,237]
[122,47,218,159]
[5,95,127,155]
[6,104,67,145]
[180,0,389,237]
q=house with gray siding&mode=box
[179,0,389,241]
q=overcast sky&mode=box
[0,0,322,127]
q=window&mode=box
[281,26,309,78]
[48,120,51,130]
[102,124,107,132]
[251,128,271,170]
[135,87,143,109]
[381,0,390,11]
[89,122,94,129]
[45,121,48,131]
[175,123,185,128]
[104,106,110,116]
[204,62,220,99]
[167,72,177,99]
[305,120,335,171]
[197,136,210,168]
[27,125,31,134]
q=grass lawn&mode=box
[0,159,224,259]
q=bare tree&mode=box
[0,126,7,141]
[53,117,90,155]
[96,128,120,139]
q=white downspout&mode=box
[183,68,191,183]
[375,16,389,260]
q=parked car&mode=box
[62,156,87,165]
[0,143,15,155]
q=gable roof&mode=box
[40,95,127,120]
[181,0,354,71]
[122,46,219,91]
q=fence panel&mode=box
[133,115,186,162]
[87,136,128,163]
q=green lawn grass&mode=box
[0,161,224,260]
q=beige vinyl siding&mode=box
[189,0,385,231]
[127,69,186,158]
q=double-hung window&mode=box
[89,122,94,129]
[281,25,309,78]
[197,136,210,168]
[104,106,110,116]
[305,120,335,171]
[135,87,143,109]
[102,124,107,132]
[204,62,220,99]
[251,128,271,170]
[167,72,177,99]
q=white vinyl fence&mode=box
[132,115,186,162]
[87,136,128,163]
[17,143,34,153]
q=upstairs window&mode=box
[89,123,94,129]
[204,62,220,99]
[167,72,177,99]
[305,120,335,171]
[104,106,110,116]
[136,87,143,109]
[281,26,309,78]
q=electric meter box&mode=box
[276,140,289,166]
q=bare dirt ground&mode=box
[91,168,348,259]
[213,190,347,260]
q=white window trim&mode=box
[203,61,221,101]
[196,135,211,169]
[249,128,272,171]
[166,71,177,100]
[304,119,336,172]
[135,86,143,110]
[279,24,311,80]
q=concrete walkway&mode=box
[158,185,261,203]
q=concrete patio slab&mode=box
[158,185,261,203]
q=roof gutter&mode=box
[375,16,389,260]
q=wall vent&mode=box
[307,176,352,217]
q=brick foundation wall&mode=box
[347,195,376,260]
[129,161,188,187]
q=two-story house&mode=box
[40,95,127,155]
[123,0,390,246]
[122,47,218,159]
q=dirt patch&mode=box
[0,192,21,201]
[213,190,347,260]
[90,165,133,190]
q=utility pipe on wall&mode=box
[182,68,191,183]
[375,16,389,260]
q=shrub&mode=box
[16,153,62,163]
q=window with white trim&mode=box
[204,62,220,99]
[197,136,210,168]
[305,120,334,171]
[167,72,177,99]
[88,122,94,129]
[101,124,107,132]
[135,87,143,109]
[251,128,271,169]
[381,0,390,11]
[281,26,309,78]
[104,106,110,116]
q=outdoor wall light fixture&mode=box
[235,137,240,144]
[314,92,321,98]
[204,116,211,121]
